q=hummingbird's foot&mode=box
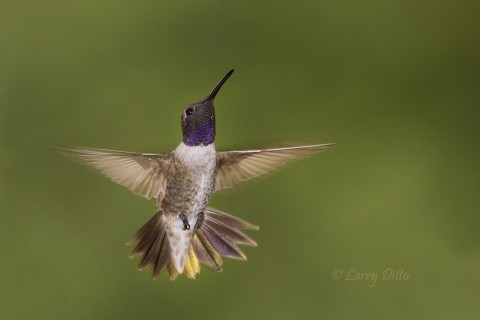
[194,212,204,230]
[178,213,190,230]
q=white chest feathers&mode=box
[174,142,217,171]
[174,142,217,212]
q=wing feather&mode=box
[214,143,334,191]
[56,146,171,199]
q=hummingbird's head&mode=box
[181,69,234,146]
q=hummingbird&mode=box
[58,69,333,280]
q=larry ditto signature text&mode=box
[331,267,409,287]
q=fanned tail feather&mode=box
[127,207,258,280]
[127,212,171,279]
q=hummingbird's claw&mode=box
[194,212,204,230]
[179,213,190,230]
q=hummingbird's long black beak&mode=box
[204,69,234,102]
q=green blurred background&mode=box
[1,1,480,319]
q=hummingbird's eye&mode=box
[185,107,194,116]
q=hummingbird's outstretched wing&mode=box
[214,143,334,191]
[56,147,171,199]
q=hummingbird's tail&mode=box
[127,208,259,280]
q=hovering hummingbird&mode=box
[58,69,333,280]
